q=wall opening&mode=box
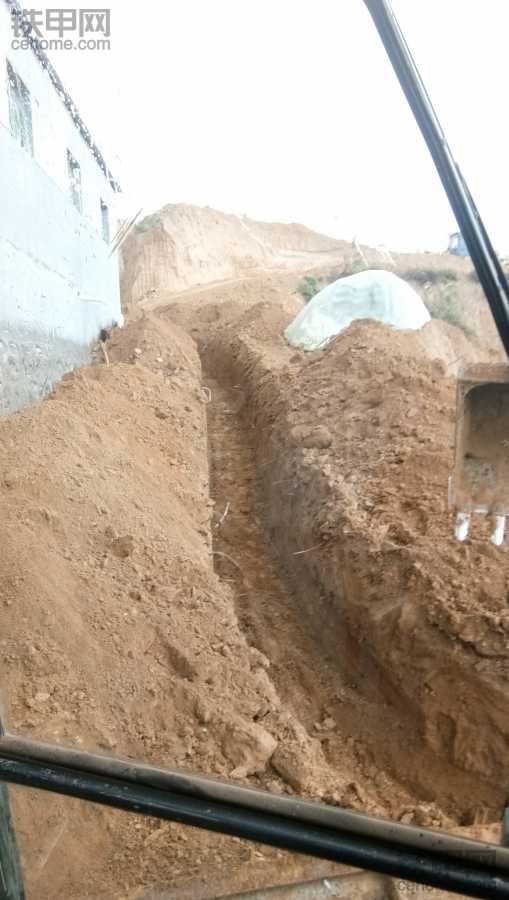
[100,199,110,243]
[67,150,82,213]
[6,60,33,156]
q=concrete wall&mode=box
[0,2,122,413]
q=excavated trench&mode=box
[203,377,400,898]
[4,296,506,900]
[199,338,505,831]
[201,377,398,900]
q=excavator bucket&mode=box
[450,364,509,544]
[363,0,509,546]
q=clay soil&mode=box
[1,269,507,899]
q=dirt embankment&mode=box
[163,283,509,823]
[2,314,356,899]
[120,205,347,311]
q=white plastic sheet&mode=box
[285,269,430,351]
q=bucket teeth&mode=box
[453,512,507,544]
[454,512,471,542]
[491,515,506,546]
[451,364,509,547]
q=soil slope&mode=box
[186,288,509,808]
[120,205,346,311]
[1,315,353,899]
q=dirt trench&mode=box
[171,279,508,832]
[201,348,505,830]
[2,309,410,900]
[204,371,414,814]
[4,285,506,899]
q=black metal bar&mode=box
[0,723,24,900]
[1,733,507,870]
[363,0,509,357]
[0,744,509,897]
[0,785,25,900]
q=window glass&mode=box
[100,199,110,242]
[6,61,33,156]
[67,151,82,212]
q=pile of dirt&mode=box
[120,204,347,311]
[1,314,355,899]
[194,291,509,822]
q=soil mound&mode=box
[202,296,509,815]
[120,204,346,310]
[1,316,344,899]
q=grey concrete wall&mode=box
[0,6,122,415]
[0,4,120,239]
[0,118,121,346]
[0,323,90,414]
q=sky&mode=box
[32,0,509,253]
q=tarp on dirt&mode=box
[285,269,430,351]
